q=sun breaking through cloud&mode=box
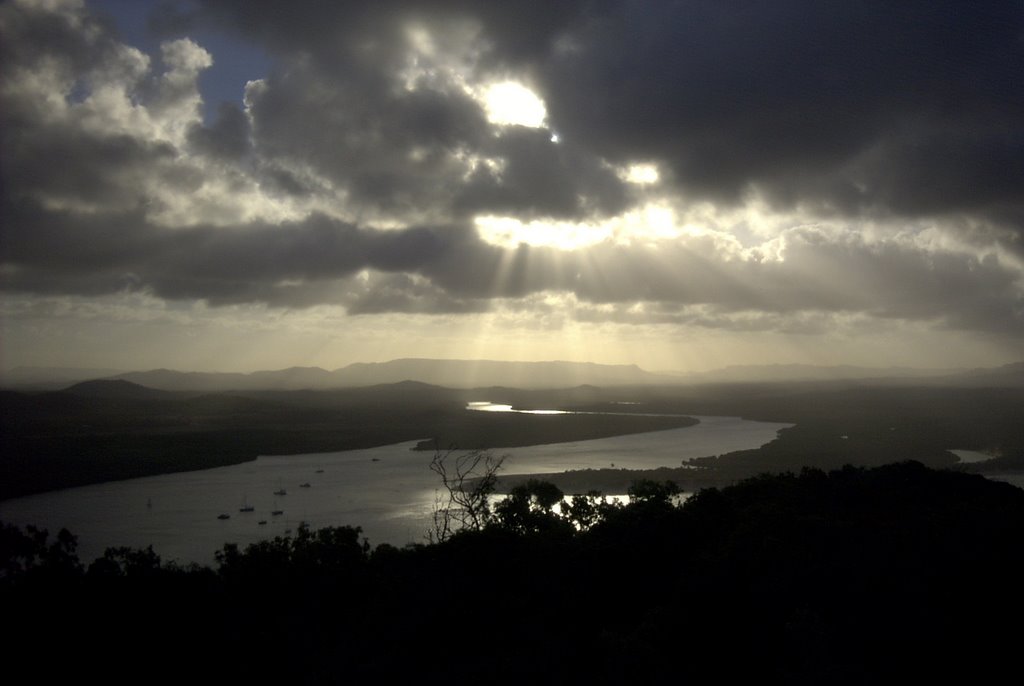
[482,81,547,128]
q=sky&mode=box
[1,0,1022,374]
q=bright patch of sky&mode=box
[482,81,547,128]
[475,203,685,250]
[620,163,659,185]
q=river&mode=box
[0,414,791,566]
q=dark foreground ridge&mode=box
[3,461,1022,684]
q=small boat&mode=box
[257,520,267,525]
[315,469,324,474]
[271,510,284,516]
[371,458,380,462]
[273,488,287,496]
[217,513,231,520]
[299,482,311,488]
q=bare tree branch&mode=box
[428,446,506,542]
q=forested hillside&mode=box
[4,462,1022,684]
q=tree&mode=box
[87,545,162,578]
[561,490,616,531]
[628,479,680,505]
[215,522,369,586]
[494,479,573,534]
[0,523,82,582]
[428,448,506,542]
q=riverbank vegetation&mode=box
[3,461,1022,683]
[0,381,695,499]
[500,383,1024,493]
[2,378,1020,500]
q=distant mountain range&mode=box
[63,379,177,400]
[2,359,1022,392]
[0,366,127,389]
[673,363,963,384]
[102,359,669,391]
[946,361,1024,387]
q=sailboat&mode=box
[239,493,255,513]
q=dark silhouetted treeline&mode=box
[3,462,1023,684]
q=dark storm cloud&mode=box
[852,131,1024,217]
[535,0,1024,222]
[0,2,211,213]
[454,126,630,218]
[1,0,1022,338]
[240,60,492,218]
[1,126,177,209]
[171,0,597,66]
[0,194,462,306]
[0,0,124,73]
[0,4,151,208]
[152,0,634,220]
[230,25,632,221]
[186,101,250,159]
[2,188,1021,332]
[174,0,1024,228]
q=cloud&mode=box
[186,101,250,159]
[1,0,1022,348]
[453,126,630,218]
[536,1,1024,223]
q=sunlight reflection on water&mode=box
[949,449,996,464]
[467,402,569,414]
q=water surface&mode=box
[0,415,789,565]
[949,449,996,464]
